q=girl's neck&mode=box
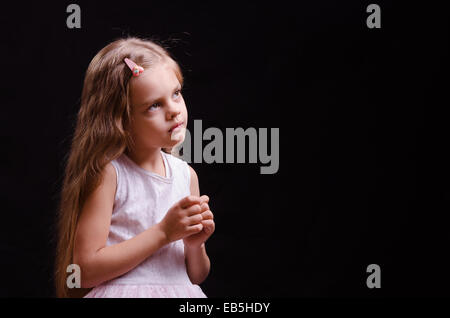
[125,147,166,177]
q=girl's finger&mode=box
[179,195,202,209]
[186,213,203,225]
[200,202,209,212]
[185,204,202,216]
[202,220,215,233]
[201,210,214,220]
[186,223,203,235]
[200,195,209,204]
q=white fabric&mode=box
[106,150,193,285]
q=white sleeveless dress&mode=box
[84,150,207,298]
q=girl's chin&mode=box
[169,127,186,145]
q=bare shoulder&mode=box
[188,164,200,196]
[80,162,116,219]
[103,162,117,185]
[188,164,198,179]
[91,162,117,197]
[81,162,117,205]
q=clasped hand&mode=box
[158,195,215,248]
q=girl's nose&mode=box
[166,109,181,121]
[166,102,181,120]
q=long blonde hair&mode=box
[55,37,184,297]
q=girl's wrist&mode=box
[153,222,170,246]
[184,241,205,251]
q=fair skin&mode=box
[73,61,215,288]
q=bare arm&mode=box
[73,163,169,288]
[184,165,212,285]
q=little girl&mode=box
[55,37,215,298]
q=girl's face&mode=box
[128,62,187,151]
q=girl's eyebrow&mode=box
[140,84,182,107]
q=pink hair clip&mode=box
[124,57,144,76]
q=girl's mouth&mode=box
[169,122,183,132]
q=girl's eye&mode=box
[147,90,181,112]
[173,89,182,98]
[148,103,160,111]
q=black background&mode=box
[1,1,449,297]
